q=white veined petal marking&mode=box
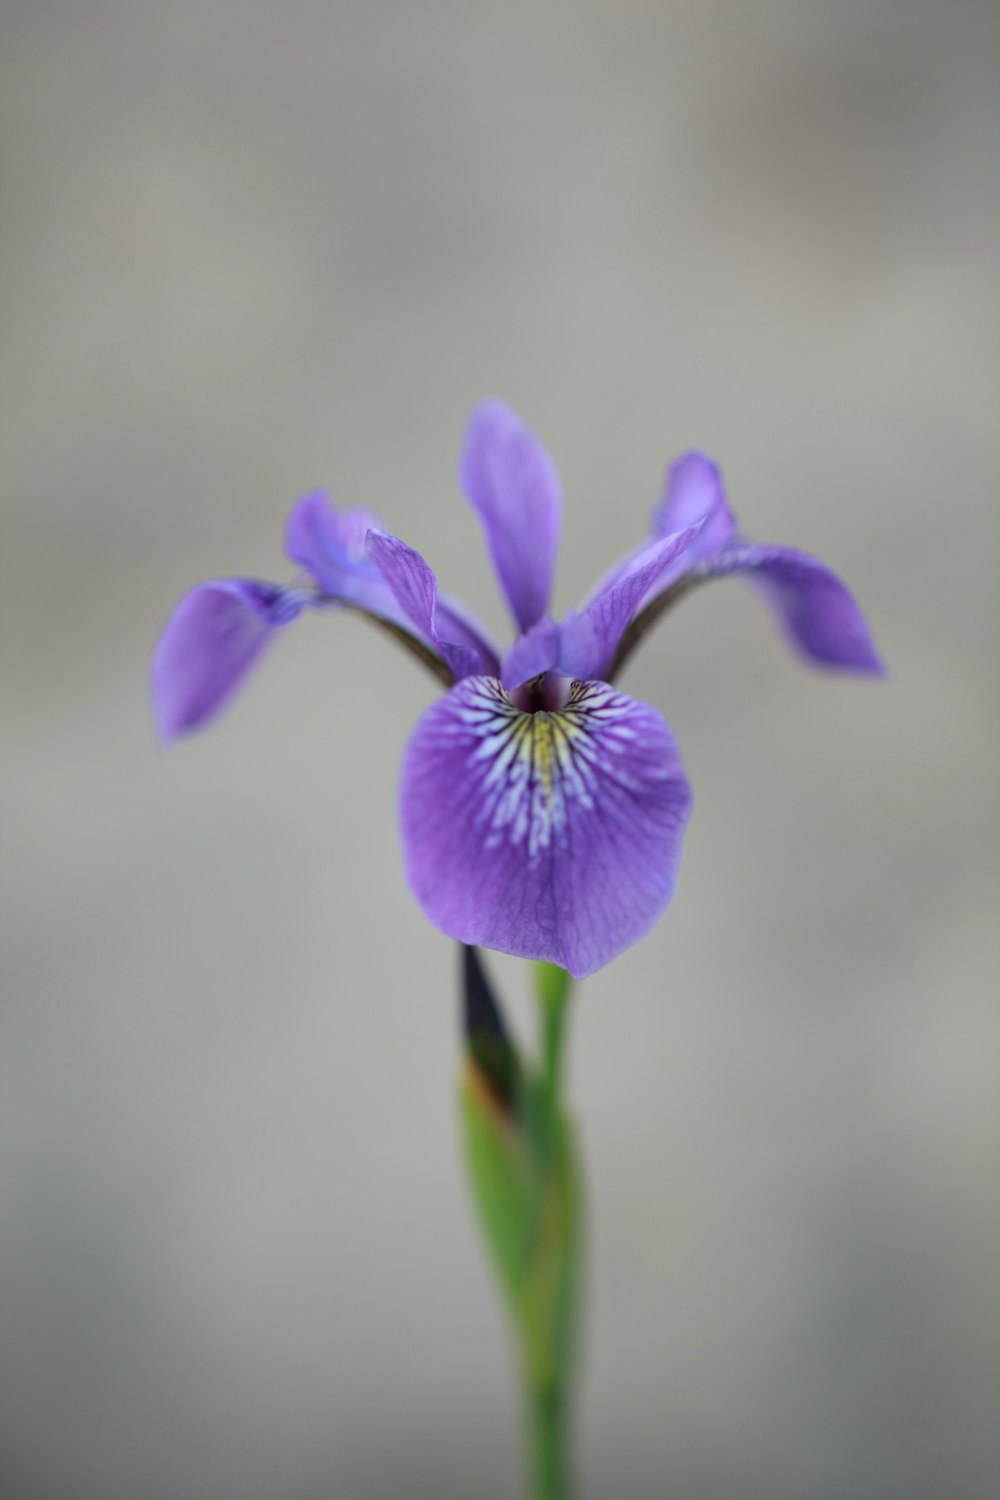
[455,679,638,860]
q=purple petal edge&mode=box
[577,452,731,618]
[500,616,562,692]
[703,544,885,674]
[562,523,704,680]
[461,400,562,632]
[284,491,407,622]
[366,529,493,679]
[654,452,737,559]
[152,579,305,740]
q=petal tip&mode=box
[824,642,887,678]
[461,400,562,632]
[668,450,723,483]
[149,579,289,742]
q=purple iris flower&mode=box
[152,401,882,978]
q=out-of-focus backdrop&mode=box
[2,3,998,1497]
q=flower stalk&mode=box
[460,949,581,1499]
[536,961,572,1153]
[526,961,577,1499]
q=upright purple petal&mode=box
[702,544,884,673]
[461,401,562,632]
[552,610,600,682]
[152,580,305,740]
[284,491,403,617]
[654,453,736,558]
[286,495,499,675]
[400,677,693,978]
[366,530,494,679]
[580,453,739,616]
[500,617,562,693]
[429,594,501,678]
[577,453,731,616]
[561,524,703,680]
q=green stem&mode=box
[523,961,576,1499]
[527,1383,567,1500]
[540,992,567,1128]
[535,961,573,1142]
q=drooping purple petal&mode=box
[700,544,884,673]
[560,523,703,680]
[366,529,495,679]
[461,400,562,632]
[654,452,736,559]
[152,580,307,740]
[400,676,693,978]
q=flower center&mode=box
[511,671,572,714]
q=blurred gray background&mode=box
[2,2,998,1497]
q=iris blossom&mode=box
[153,402,881,977]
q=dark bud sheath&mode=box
[461,945,521,1114]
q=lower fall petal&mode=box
[400,677,693,978]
